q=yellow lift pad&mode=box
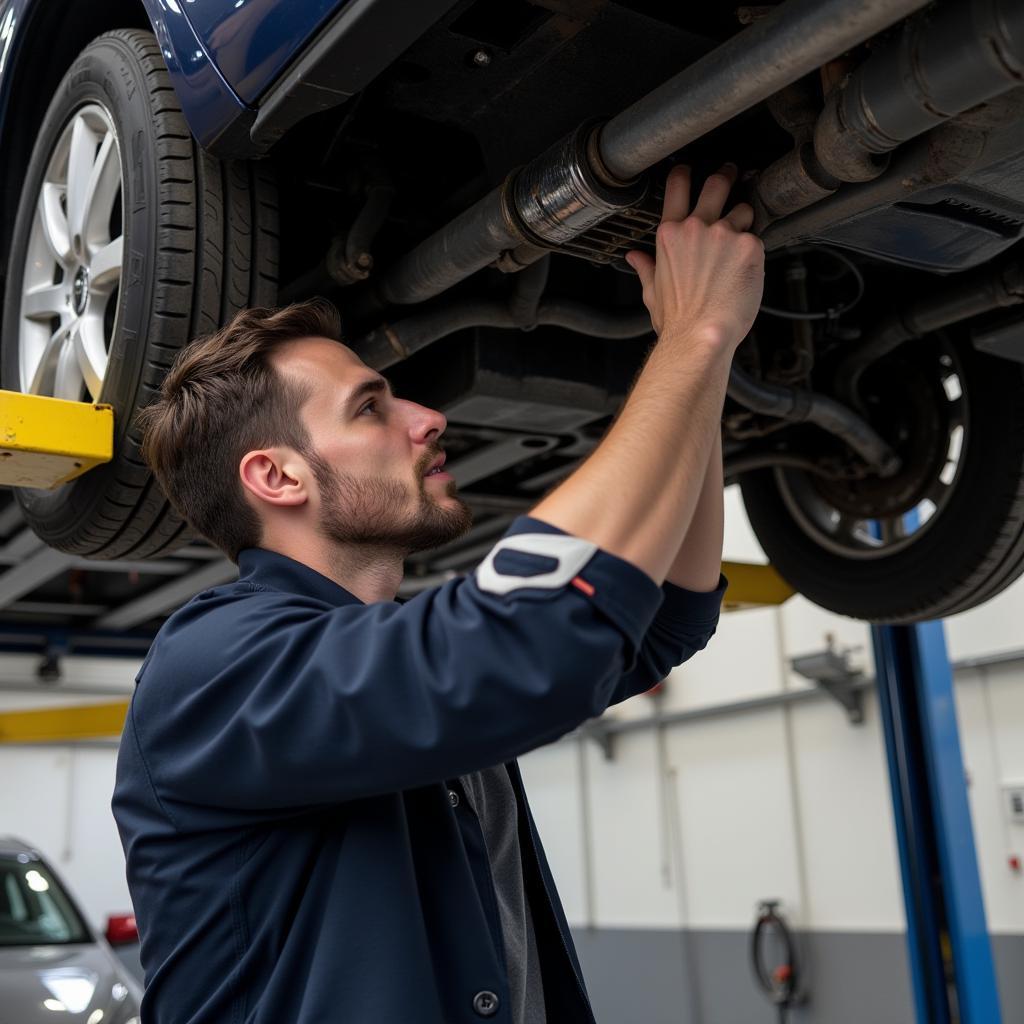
[0,390,113,488]
[721,560,795,610]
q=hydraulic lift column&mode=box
[872,618,1002,1022]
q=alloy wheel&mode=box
[19,102,123,402]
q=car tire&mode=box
[740,333,1024,623]
[0,29,278,559]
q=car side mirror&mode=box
[105,913,139,946]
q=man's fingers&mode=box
[691,164,738,225]
[723,202,755,233]
[625,250,656,299]
[661,165,691,223]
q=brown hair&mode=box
[137,299,343,561]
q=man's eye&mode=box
[359,400,378,416]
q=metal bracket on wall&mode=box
[790,644,865,724]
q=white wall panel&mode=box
[985,662,1024,779]
[583,734,683,929]
[0,654,139,692]
[666,710,804,928]
[954,668,1024,934]
[944,574,1024,664]
[0,744,129,930]
[975,661,1024,934]
[63,747,133,927]
[722,485,766,563]
[789,694,906,930]
[659,606,785,711]
[0,747,72,872]
[519,739,588,925]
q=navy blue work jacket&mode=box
[112,516,725,1024]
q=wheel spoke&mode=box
[90,236,123,290]
[75,314,108,400]
[27,321,74,395]
[877,517,907,544]
[65,113,100,257]
[54,328,85,401]
[22,283,68,321]
[37,184,72,264]
[81,132,120,255]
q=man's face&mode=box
[273,337,472,554]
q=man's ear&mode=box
[239,449,310,508]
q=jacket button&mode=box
[448,790,460,808]
[472,991,499,1017]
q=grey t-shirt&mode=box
[459,766,547,1024]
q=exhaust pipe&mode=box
[755,0,1024,224]
[375,0,931,308]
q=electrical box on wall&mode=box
[1003,783,1024,825]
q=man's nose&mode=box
[406,400,447,443]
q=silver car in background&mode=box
[0,837,141,1024]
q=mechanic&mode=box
[112,163,764,1024]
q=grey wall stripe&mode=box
[572,928,1022,1024]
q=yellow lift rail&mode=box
[0,390,113,488]
[0,562,793,743]
[0,700,128,743]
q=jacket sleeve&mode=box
[507,517,728,706]
[606,575,727,706]
[133,517,664,818]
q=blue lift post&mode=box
[872,618,1003,1023]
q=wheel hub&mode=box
[72,266,89,316]
[774,337,967,560]
[812,363,947,518]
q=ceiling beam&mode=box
[7,601,108,616]
[0,502,25,535]
[0,547,74,609]
[64,557,190,576]
[0,527,46,561]
[171,544,224,560]
[96,560,238,631]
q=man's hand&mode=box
[625,165,764,346]
[529,167,762,582]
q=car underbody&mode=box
[1,0,1023,625]
[270,0,1024,617]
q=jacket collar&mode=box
[236,548,364,607]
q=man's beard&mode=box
[307,447,472,555]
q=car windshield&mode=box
[0,856,89,946]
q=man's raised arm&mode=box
[529,164,762,585]
[666,429,725,593]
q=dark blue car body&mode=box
[0,0,462,149]
[0,0,456,264]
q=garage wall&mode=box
[0,488,1022,1021]
[0,656,134,929]
[519,487,1024,1023]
